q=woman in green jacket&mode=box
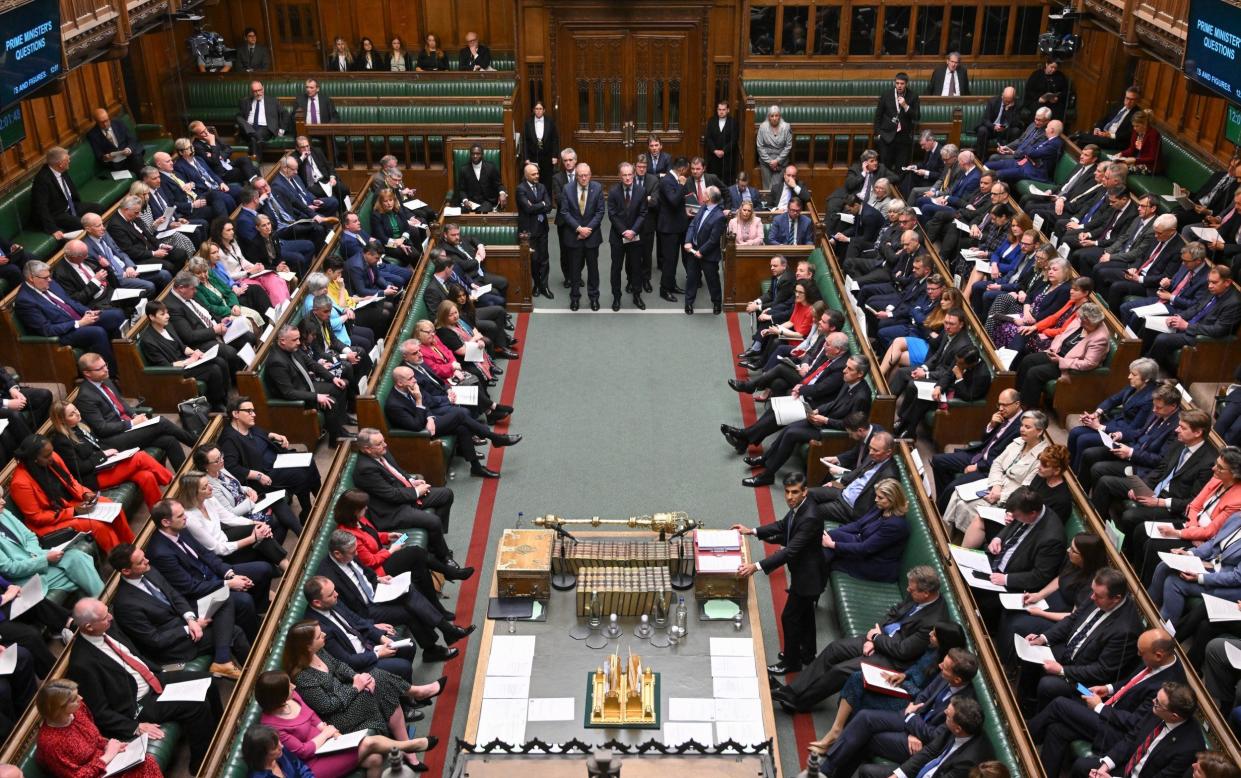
[0,484,103,597]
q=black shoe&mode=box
[494,403,514,416]
[493,433,522,447]
[727,378,752,394]
[508,338,520,348]
[590,299,600,311]
[413,675,449,705]
[411,762,430,772]
[492,366,504,375]
[770,688,799,714]
[713,303,722,315]
[543,287,555,300]
[684,304,694,315]
[742,473,774,488]
[486,410,510,425]
[496,348,520,360]
[470,463,501,479]
[570,299,580,311]
[422,645,460,662]
[612,297,621,312]
[505,317,516,329]
[445,563,475,580]
[673,285,685,294]
[403,705,426,721]
[441,622,477,645]
[563,279,571,289]
[766,660,800,674]
[633,294,646,310]
[660,291,678,302]
[743,455,766,467]
[643,281,653,293]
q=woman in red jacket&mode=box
[334,490,473,582]
[1116,110,1162,175]
[9,435,134,552]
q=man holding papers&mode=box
[51,241,144,320]
[1150,509,1241,626]
[969,488,1066,625]
[108,544,247,679]
[1141,266,1241,377]
[165,271,254,376]
[1117,241,1211,328]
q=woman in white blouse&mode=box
[941,410,1050,532]
[211,220,292,305]
[727,200,767,246]
[179,471,289,573]
[193,443,303,541]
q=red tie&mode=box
[697,179,706,203]
[1124,723,1164,774]
[1105,667,1150,706]
[1171,270,1193,297]
[104,635,164,694]
[378,455,412,487]
[801,356,834,386]
[1137,241,1166,276]
[1220,208,1235,227]
[100,384,131,421]
[45,291,81,320]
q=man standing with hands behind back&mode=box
[734,472,826,675]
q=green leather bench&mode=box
[744,78,1018,100]
[1015,148,1079,200]
[1127,136,1217,202]
[458,225,518,245]
[447,147,502,205]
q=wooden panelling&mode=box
[1134,56,1238,163]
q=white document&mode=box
[442,206,463,217]
[664,722,714,747]
[277,271,297,283]
[710,637,755,657]
[111,287,144,301]
[135,263,163,274]
[711,655,756,678]
[174,224,198,234]
[483,675,531,699]
[1057,243,1071,259]
[470,283,493,301]
[222,316,251,344]
[183,344,220,370]
[403,199,429,211]
[104,735,148,776]
[477,698,528,744]
[527,697,575,722]
[823,461,848,477]
[697,555,743,574]
[996,348,1019,370]
[954,481,988,501]
[98,447,140,469]
[1203,593,1241,622]
[197,585,230,619]
[950,545,990,574]
[1098,428,1119,449]
[1130,302,1168,318]
[80,502,123,523]
[236,342,257,366]
[0,419,6,437]
[716,721,766,746]
[1028,185,1052,196]
[713,676,760,699]
[954,219,972,233]
[1050,233,1060,247]
[1013,634,1056,664]
[315,729,368,754]
[1191,226,1221,243]
[451,385,479,406]
[0,645,18,675]
[50,532,88,554]
[977,505,1008,525]
[388,638,413,649]
[251,489,287,513]
[1226,642,1241,670]
[248,269,273,278]
[1032,214,1045,232]
[273,452,314,469]
[837,212,856,224]
[999,593,1048,611]
[914,381,937,401]
[698,531,742,552]
[771,395,810,425]
[1143,316,1173,333]
[715,698,763,722]
[354,295,382,309]
[486,635,536,677]
[110,170,134,180]
[1144,521,1177,538]
[463,341,484,363]
[63,230,85,241]
[669,697,717,721]
[9,574,43,619]
[973,257,993,273]
[157,677,212,702]
[373,571,412,603]
[128,416,162,431]
[1157,551,1206,575]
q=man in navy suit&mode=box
[829,193,883,253]
[1119,242,1211,327]
[252,177,329,250]
[13,261,126,374]
[607,162,649,310]
[901,131,946,197]
[916,149,982,224]
[1143,266,1241,375]
[80,213,167,294]
[304,575,416,678]
[561,162,606,311]
[345,241,406,302]
[152,151,220,221]
[1070,682,1203,778]
[172,140,239,213]
[682,186,726,315]
[85,108,145,177]
[766,197,813,246]
[725,170,763,217]
[272,155,339,217]
[989,120,1065,184]
[517,163,553,298]
[656,158,691,301]
[646,135,671,177]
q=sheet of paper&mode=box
[135,263,163,274]
[110,171,134,182]
[1032,214,1045,232]
[1130,302,1168,318]
[715,720,766,746]
[860,662,909,695]
[715,697,763,722]
[197,585,230,619]
[483,675,531,699]
[999,593,1048,611]
[111,287,144,301]
[949,545,991,573]
[1014,635,1056,664]
[1097,428,1119,450]
[251,489,287,513]
[0,419,7,437]
[63,230,85,240]
[463,341,484,363]
[0,646,18,675]
[527,697,575,722]
[388,638,413,649]
[51,532,88,554]
[470,283,494,300]
[156,229,178,239]
[157,677,213,702]
[1144,521,1177,538]
[183,344,220,370]
[1028,185,1051,196]
[1226,642,1241,670]
[403,199,429,211]
[486,635,536,677]
[315,729,368,754]
[953,219,972,233]
[236,343,257,366]
[128,416,162,431]
[914,381,937,401]
[452,385,479,406]
[476,697,527,745]
[1191,226,1221,242]
[977,505,1008,525]
[993,347,1017,373]
[837,212,856,224]
[663,722,714,747]
[98,447,140,469]
[711,655,756,678]
[1057,243,1071,259]
[710,637,755,657]
[963,570,1006,592]
[354,295,382,309]
[373,571,412,603]
[442,206,463,217]
[973,257,993,273]
[1157,551,1206,575]
[1143,316,1172,333]
[222,316,251,344]
[697,555,743,574]
[698,530,742,552]
[669,697,717,721]
[80,502,122,523]
[771,395,809,425]
[104,735,148,776]
[273,452,314,469]
[713,676,761,698]
[954,481,988,501]
[277,271,297,282]
[1202,593,1241,624]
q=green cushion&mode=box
[744,78,1018,100]
[458,224,517,244]
[1128,136,1215,200]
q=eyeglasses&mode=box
[237,407,257,414]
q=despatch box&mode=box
[693,536,749,601]
[496,529,553,599]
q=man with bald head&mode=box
[80,211,169,292]
[516,162,553,298]
[152,151,216,224]
[52,238,143,316]
[973,86,1021,155]
[987,120,1064,184]
[561,161,606,310]
[235,79,289,155]
[86,107,145,176]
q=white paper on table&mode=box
[222,316,251,344]
[664,722,714,747]
[183,344,220,370]
[157,677,213,702]
[714,698,763,722]
[104,735,148,776]
[914,381,937,401]
[135,263,163,274]
[697,555,743,574]
[315,729,368,754]
[98,447,140,469]
[711,655,756,678]
[197,585,230,619]
[710,637,755,657]
[1157,551,1206,575]
[442,206,463,217]
[713,676,761,699]
[977,505,1009,524]
[1143,316,1173,333]
[128,416,162,432]
[354,295,382,309]
[0,645,18,675]
[716,720,766,746]
[837,212,856,224]
[469,283,493,301]
[999,593,1049,611]
[771,395,810,425]
[451,385,479,406]
[996,348,1018,370]
[860,662,910,695]
[273,452,314,469]
[80,502,123,524]
[483,675,531,698]
[954,219,972,233]
[237,343,257,367]
[463,341,485,363]
[1226,642,1241,670]
[1203,593,1241,623]
[110,287,145,301]
[1014,635,1056,664]
[669,697,717,721]
[527,697,575,722]
[1032,214,1045,232]
[476,697,528,744]
[251,489,287,513]
[698,531,742,552]
[373,571,412,603]
[486,635,536,677]
[954,481,989,501]
[1131,302,1168,318]
[403,199,429,211]
[1191,226,1221,242]
[1145,521,1177,538]
[973,257,993,273]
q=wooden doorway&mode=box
[551,11,706,179]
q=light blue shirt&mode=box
[842,456,887,507]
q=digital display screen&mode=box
[1227,103,1241,146]
[0,0,63,110]
[0,105,26,151]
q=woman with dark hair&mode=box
[414,33,449,71]
[242,723,315,778]
[387,36,413,72]
[522,101,560,188]
[436,296,496,384]
[245,214,311,277]
[138,299,232,410]
[9,434,134,552]
[255,671,435,777]
[893,344,993,439]
[212,218,292,307]
[334,490,473,585]
[352,37,385,71]
[809,622,968,751]
[48,400,172,508]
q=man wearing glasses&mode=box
[930,388,1024,511]
[14,260,127,375]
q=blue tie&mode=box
[1081,193,1106,223]
[916,744,955,778]
[1154,447,1189,496]
[1188,296,1218,326]
[141,577,171,608]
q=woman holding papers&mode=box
[323,257,394,341]
[212,219,292,307]
[35,679,162,778]
[194,443,303,542]
[1006,276,1093,369]
[1114,110,1162,176]
[188,252,267,332]
[0,485,104,598]
[246,214,312,279]
[370,189,425,264]
[985,253,1070,350]
[138,300,232,412]
[413,317,499,413]
[255,673,436,778]
[959,444,1071,549]
[964,218,1030,298]
[9,434,135,553]
[820,478,910,583]
[879,287,965,376]
[48,401,173,509]
[1149,508,1241,626]
[942,410,1049,533]
[334,491,473,585]
[1066,358,1159,472]
[179,471,289,574]
[436,298,495,385]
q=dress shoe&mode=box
[486,379,498,387]
[493,433,522,447]
[643,281,653,293]
[442,622,477,645]
[562,279,571,289]
[496,348,520,360]
[492,366,504,375]
[411,762,430,772]
[673,285,685,294]
[403,705,426,721]
[570,299,580,311]
[423,645,461,662]
[632,294,646,310]
[766,660,800,674]
[713,303,722,315]
[445,564,476,581]
[659,291,678,302]
[470,463,501,478]
[770,688,799,714]
[508,338,520,348]
[486,410,509,425]
[493,403,514,416]
[543,287,555,300]
[743,455,766,468]
[612,297,621,312]
[590,299,600,311]
[742,473,774,488]
[505,317,516,329]
[727,378,753,394]
[684,304,694,315]
[209,661,243,680]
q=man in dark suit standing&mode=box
[734,473,827,674]
[30,147,104,239]
[561,162,606,311]
[873,72,920,169]
[686,156,726,210]
[455,144,508,213]
[68,598,220,775]
[772,566,948,710]
[607,162,649,311]
[1072,86,1140,151]
[857,698,991,778]
[634,155,660,292]
[235,80,289,155]
[85,108,145,177]
[295,78,339,125]
[682,186,727,315]
[656,158,691,302]
[646,135,671,177]
[1070,682,1204,778]
[264,325,351,446]
[352,429,456,563]
[703,101,738,182]
[929,51,971,96]
[14,263,125,375]
[108,543,247,678]
[551,148,579,290]
[517,163,553,298]
[235,27,271,71]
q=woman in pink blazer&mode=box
[1015,302,1110,407]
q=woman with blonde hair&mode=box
[727,200,766,245]
[48,400,172,508]
[942,410,1049,533]
[126,180,196,256]
[326,35,353,71]
[188,249,265,330]
[179,470,288,573]
[820,478,910,582]
[35,679,162,777]
[880,286,965,377]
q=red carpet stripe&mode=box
[724,312,818,762]
[423,311,530,776]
